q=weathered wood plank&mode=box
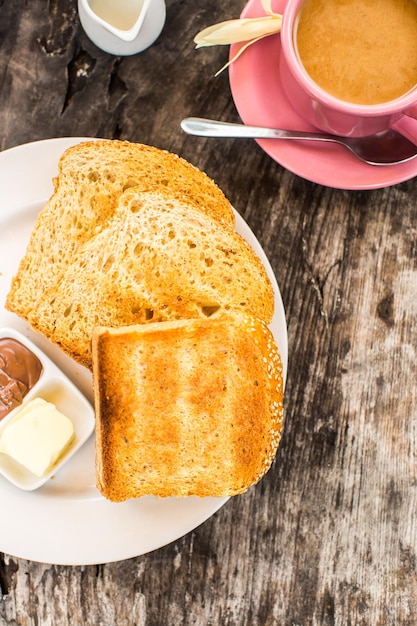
[1,1,417,624]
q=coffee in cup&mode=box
[294,0,417,105]
[279,0,417,137]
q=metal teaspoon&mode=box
[181,117,417,166]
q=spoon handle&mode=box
[180,117,334,142]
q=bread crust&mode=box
[92,314,284,501]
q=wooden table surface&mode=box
[1,1,417,624]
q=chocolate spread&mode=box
[0,338,43,420]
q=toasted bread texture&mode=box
[92,314,284,501]
[5,139,235,343]
[6,183,274,369]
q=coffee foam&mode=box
[295,0,417,105]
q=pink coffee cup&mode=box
[279,0,417,138]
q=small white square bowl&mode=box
[0,327,95,490]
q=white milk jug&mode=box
[78,0,166,55]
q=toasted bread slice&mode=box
[7,187,274,369]
[92,314,284,501]
[5,139,235,326]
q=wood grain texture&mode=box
[1,0,417,624]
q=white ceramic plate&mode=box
[0,137,288,565]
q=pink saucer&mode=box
[228,0,417,190]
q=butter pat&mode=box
[0,398,74,477]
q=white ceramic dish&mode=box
[0,327,95,490]
[0,137,288,565]
[78,0,166,56]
